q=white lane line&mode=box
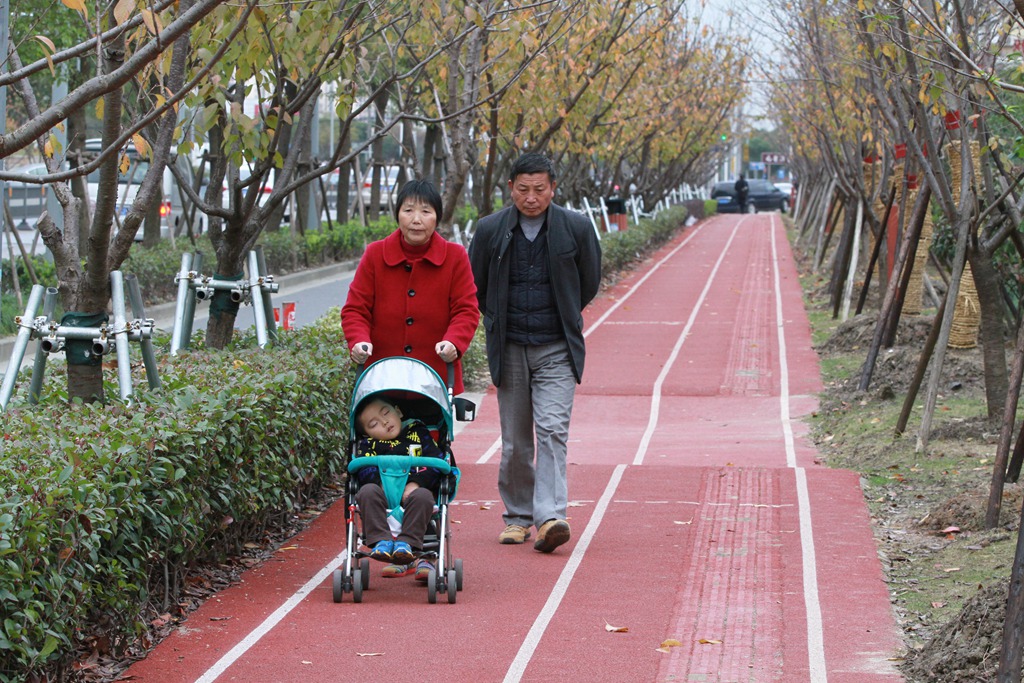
[632,219,743,466]
[502,464,627,683]
[476,221,710,465]
[769,215,827,681]
[193,551,347,683]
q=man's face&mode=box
[509,172,556,219]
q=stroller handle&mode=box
[347,455,453,475]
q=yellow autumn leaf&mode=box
[605,622,628,633]
[44,137,54,158]
[113,0,133,24]
[60,0,88,18]
[698,638,722,644]
[118,153,130,175]
[95,99,104,121]
[131,133,152,160]
[140,9,159,36]
[33,35,55,54]
[33,36,56,75]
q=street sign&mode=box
[762,153,788,164]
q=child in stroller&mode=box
[334,356,472,604]
[354,397,444,580]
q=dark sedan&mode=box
[711,179,790,214]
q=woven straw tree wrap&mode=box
[902,188,932,316]
[946,139,982,349]
[865,161,885,280]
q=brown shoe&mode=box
[534,519,571,553]
[498,524,531,544]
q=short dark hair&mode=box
[394,178,443,221]
[510,153,556,183]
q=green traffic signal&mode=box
[720,133,728,141]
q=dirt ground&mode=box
[800,260,1024,681]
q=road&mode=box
[120,212,904,683]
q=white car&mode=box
[775,182,794,199]
[84,139,176,238]
[358,165,400,209]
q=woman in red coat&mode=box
[341,178,479,581]
[341,178,479,394]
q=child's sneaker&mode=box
[381,563,415,578]
[391,541,414,564]
[414,559,434,583]
[369,539,394,562]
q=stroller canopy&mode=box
[350,357,453,437]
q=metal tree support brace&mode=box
[169,246,280,356]
[0,272,159,411]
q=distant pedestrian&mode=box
[468,152,602,553]
[734,173,749,213]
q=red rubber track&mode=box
[123,213,903,682]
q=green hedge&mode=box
[599,205,689,279]
[0,322,355,681]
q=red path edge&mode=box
[122,213,904,683]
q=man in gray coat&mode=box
[469,153,602,553]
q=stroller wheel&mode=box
[353,568,364,603]
[332,569,344,603]
[426,568,438,604]
[359,558,371,590]
[446,569,457,604]
[455,558,464,591]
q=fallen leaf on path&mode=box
[699,638,723,645]
[656,638,683,653]
[673,519,693,525]
[302,661,312,665]
[357,652,385,657]
[605,622,629,633]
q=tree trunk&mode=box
[336,127,352,225]
[970,248,1010,418]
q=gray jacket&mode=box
[469,202,602,386]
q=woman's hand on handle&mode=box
[350,342,373,365]
[435,340,458,363]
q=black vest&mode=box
[506,225,562,345]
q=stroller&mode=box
[333,357,475,604]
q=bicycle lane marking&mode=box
[501,217,747,681]
[474,218,713,466]
[769,213,828,680]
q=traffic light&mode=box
[720,133,728,141]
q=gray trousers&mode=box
[497,340,577,529]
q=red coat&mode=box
[341,230,480,393]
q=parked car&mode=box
[711,179,790,214]
[775,182,794,200]
[358,165,400,209]
[84,139,175,239]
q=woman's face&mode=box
[398,197,438,247]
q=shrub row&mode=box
[599,205,689,278]
[0,320,355,681]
